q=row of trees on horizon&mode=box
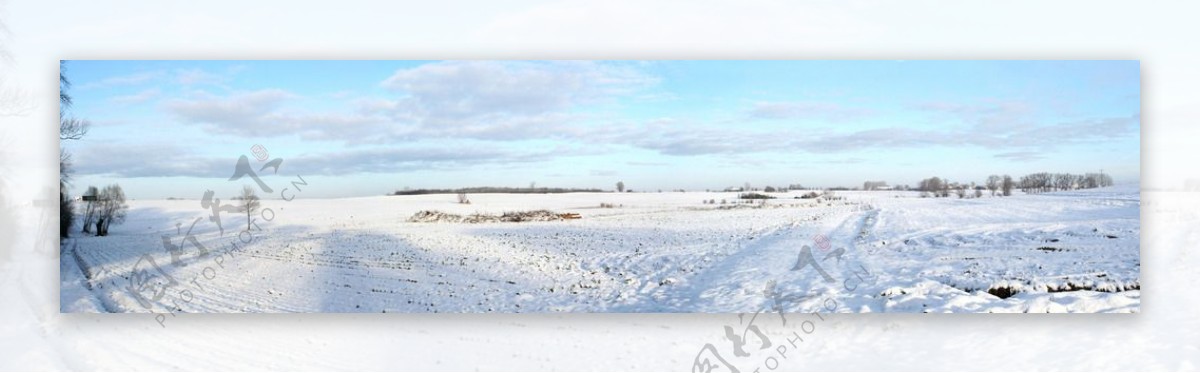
[394,171,1116,198]
[917,171,1114,198]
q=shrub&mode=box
[59,189,73,238]
[738,192,775,200]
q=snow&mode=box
[60,186,1140,313]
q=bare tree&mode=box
[616,181,625,193]
[59,63,73,238]
[917,177,945,197]
[59,117,90,141]
[1001,175,1014,196]
[1082,173,1098,189]
[925,177,949,197]
[239,186,260,232]
[456,192,470,204]
[80,186,98,234]
[95,184,128,236]
[58,61,90,141]
[59,184,74,238]
[986,175,1000,196]
[1038,173,1052,193]
[58,59,89,238]
[1054,173,1073,191]
[59,61,72,109]
[59,156,74,239]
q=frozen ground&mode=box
[60,185,1140,313]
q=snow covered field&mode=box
[61,185,1140,313]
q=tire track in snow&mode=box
[632,205,871,312]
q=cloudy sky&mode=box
[62,60,1140,199]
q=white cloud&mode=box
[162,89,410,144]
[77,70,165,90]
[175,68,229,86]
[154,64,1138,165]
[747,101,874,122]
[376,61,657,140]
[73,143,227,178]
[286,147,558,176]
[162,89,300,136]
[614,112,1138,156]
[913,99,1036,133]
[380,61,655,116]
[74,142,563,178]
[174,65,246,87]
[161,61,660,145]
[994,151,1044,162]
[109,88,161,105]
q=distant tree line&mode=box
[1018,172,1113,194]
[722,182,818,193]
[394,171,1111,199]
[917,171,1113,198]
[737,192,775,200]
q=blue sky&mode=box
[61,60,1140,199]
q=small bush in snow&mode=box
[738,192,775,200]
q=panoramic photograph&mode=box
[57,60,1140,314]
